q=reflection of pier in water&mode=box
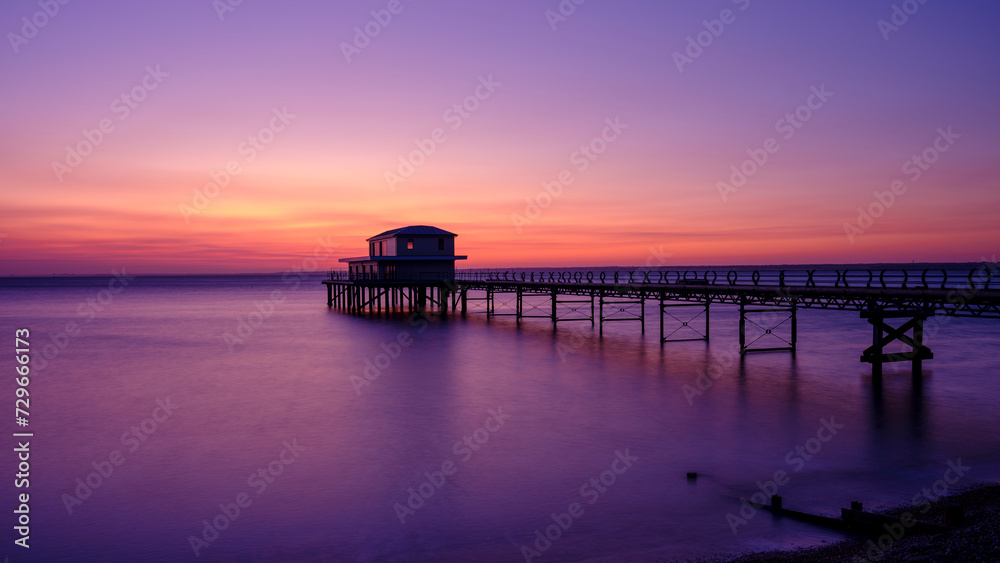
[323,266,1000,378]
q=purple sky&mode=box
[2,0,999,273]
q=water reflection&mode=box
[3,276,999,562]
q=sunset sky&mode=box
[2,0,998,274]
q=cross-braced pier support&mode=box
[860,309,933,378]
[659,299,710,344]
[463,287,489,314]
[486,285,518,319]
[554,290,596,327]
[599,293,644,335]
[515,288,554,323]
[739,297,797,355]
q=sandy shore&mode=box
[692,482,1000,562]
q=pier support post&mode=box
[516,287,522,323]
[860,309,933,378]
[659,299,710,343]
[739,295,746,352]
[326,283,332,307]
[599,293,604,335]
[551,288,557,325]
[547,290,593,327]
[598,291,644,335]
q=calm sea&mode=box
[2,272,999,562]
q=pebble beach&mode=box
[696,482,1000,562]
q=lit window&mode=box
[407,238,413,250]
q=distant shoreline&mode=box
[0,262,993,279]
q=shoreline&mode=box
[694,481,1000,562]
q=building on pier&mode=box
[339,225,467,281]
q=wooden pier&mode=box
[323,265,1000,377]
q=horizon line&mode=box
[1,260,994,278]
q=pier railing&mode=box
[458,267,996,290]
[329,266,996,291]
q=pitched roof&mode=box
[367,226,457,240]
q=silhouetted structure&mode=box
[324,259,1000,379]
[339,226,466,282]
